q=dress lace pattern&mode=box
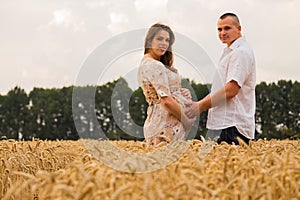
[138,57,192,145]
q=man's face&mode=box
[217,16,241,47]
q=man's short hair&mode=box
[220,13,240,26]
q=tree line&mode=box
[0,78,299,141]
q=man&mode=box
[186,13,256,145]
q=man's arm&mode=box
[185,80,240,117]
[161,96,196,132]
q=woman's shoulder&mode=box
[140,57,165,69]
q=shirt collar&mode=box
[227,36,245,50]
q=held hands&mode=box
[185,101,200,118]
[180,88,196,132]
[182,101,198,133]
[183,115,196,133]
[180,88,192,100]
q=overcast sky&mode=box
[1,0,299,94]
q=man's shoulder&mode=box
[231,37,252,48]
[232,40,254,57]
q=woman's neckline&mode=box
[143,55,158,62]
[143,54,160,61]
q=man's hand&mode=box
[183,116,196,133]
[185,101,200,118]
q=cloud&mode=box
[107,12,129,33]
[85,0,108,9]
[51,9,72,26]
[134,0,168,12]
[38,8,86,33]
[0,0,299,95]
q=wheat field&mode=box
[0,138,299,200]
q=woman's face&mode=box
[148,30,170,60]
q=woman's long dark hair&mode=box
[144,23,177,73]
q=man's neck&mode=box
[227,36,242,48]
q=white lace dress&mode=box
[138,57,191,145]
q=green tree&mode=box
[129,87,147,127]
[0,87,29,139]
[29,87,78,140]
[0,79,299,141]
[290,81,300,137]
[0,94,4,138]
[94,78,142,140]
[189,80,210,139]
[72,86,97,139]
[255,80,300,139]
[274,80,300,138]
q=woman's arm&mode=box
[185,80,240,117]
[161,96,195,132]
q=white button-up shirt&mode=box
[207,37,256,139]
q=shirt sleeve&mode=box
[142,61,171,97]
[227,50,251,87]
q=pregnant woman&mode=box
[138,23,195,146]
